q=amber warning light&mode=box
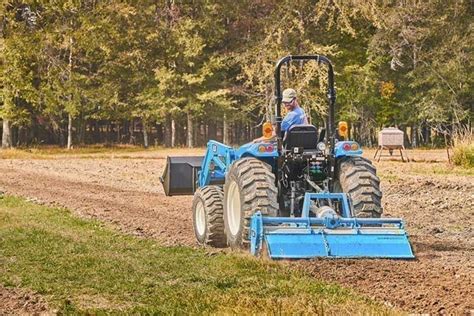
[262,122,273,138]
[338,121,348,140]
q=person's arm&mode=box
[281,112,295,132]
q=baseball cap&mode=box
[282,88,297,103]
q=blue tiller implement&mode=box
[250,193,413,259]
[161,55,414,259]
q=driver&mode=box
[253,88,307,142]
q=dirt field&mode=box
[0,285,49,315]
[0,148,472,314]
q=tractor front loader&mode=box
[161,55,414,259]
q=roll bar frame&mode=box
[273,55,337,189]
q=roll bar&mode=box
[274,55,336,149]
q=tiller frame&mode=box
[250,193,415,259]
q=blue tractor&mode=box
[161,55,414,259]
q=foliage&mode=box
[0,0,472,147]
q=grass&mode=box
[0,145,205,160]
[0,195,394,315]
[0,145,147,159]
[452,139,474,168]
[378,163,474,178]
[410,164,474,176]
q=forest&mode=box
[0,0,472,149]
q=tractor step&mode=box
[250,193,415,259]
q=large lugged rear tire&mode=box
[335,156,383,218]
[223,158,278,248]
[192,186,226,247]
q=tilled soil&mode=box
[0,285,50,315]
[0,151,472,314]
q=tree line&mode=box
[0,0,472,149]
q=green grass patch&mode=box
[0,196,394,314]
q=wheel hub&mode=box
[195,200,206,236]
[226,181,241,236]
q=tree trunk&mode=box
[234,122,241,144]
[411,124,418,148]
[129,119,135,144]
[18,126,26,146]
[142,119,149,148]
[67,113,73,149]
[116,121,121,143]
[59,125,66,147]
[171,118,176,147]
[368,128,373,147]
[187,113,194,148]
[200,123,206,146]
[208,122,216,142]
[164,116,172,147]
[67,34,74,150]
[12,126,18,147]
[155,123,163,146]
[106,121,111,145]
[2,119,12,148]
[402,125,409,147]
[78,117,86,145]
[94,121,101,143]
[223,114,230,144]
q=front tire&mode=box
[335,157,383,218]
[192,186,226,247]
[223,158,278,248]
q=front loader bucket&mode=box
[250,193,415,259]
[160,156,203,196]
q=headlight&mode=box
[317,142,326,151]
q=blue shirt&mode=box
[281,106,307,132]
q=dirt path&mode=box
[0,152,472,314]
[0,285,50,315]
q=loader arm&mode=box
[198,140,234,187]
[198,140,279,187]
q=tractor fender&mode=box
[334,141,363,158]
[234,142,279,159]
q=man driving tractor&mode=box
[253,88,307,142]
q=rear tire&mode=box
[192,186,226,247]
[223,158,278,248]
[335,156,383,218]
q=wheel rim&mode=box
[227,181,241,236]
[195,199,206,236]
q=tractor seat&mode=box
[283,124,318,150]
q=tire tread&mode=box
[337,157,383,218]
